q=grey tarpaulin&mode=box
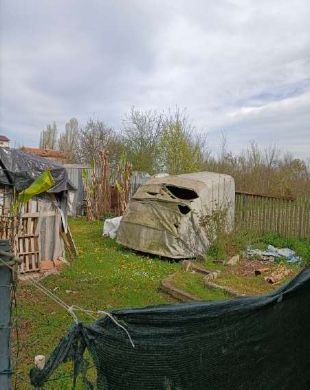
[30,267,310,389]
[117,172,235,258]
[0,148,75,193]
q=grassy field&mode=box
[13,218,306,389]
[14,218,181,389]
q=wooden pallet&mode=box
[17,200,40,273]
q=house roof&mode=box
[20,147,65,159]
[0,135,10,142]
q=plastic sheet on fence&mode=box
[30,267,310,389]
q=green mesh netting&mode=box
[30,268,310,389]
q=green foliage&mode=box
[122,107,207,175]
[206,243,227,261]
[205,140,310,198]
[159,109,204,174]
[200,203,230,261]
[122,108,163,174]
[39,113,310,200]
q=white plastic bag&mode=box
[103,216,122,239]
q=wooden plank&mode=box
[18,251,39,255]
[25,239,29,272]
[19,255,24,273]
[21,211,56,218]
[66,227,78,257]
[235,190,295,201]
[17,234,39,239]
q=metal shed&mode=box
[0,148,75,273]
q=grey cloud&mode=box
[0,0,309,158]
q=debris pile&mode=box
[247,244,302,264]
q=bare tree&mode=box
[58,118,79,162]
[39,122,58,149]
[264,145,278,169]
[77,119,122,166]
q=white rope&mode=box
[0,257,135,346]
[71,305,135,348]
[0,257,78,323]
[67,306,79,324]
[98,310,135,348]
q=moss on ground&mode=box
[171,271,230,300]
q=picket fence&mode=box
[235,192,310,239]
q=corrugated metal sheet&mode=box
[64,166,151,216]
[130,172,151,197]
[64,165,91,216]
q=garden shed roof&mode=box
[0,147,75,193]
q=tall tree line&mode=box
[38,108,310,197]
[39,108,207,174]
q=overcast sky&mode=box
[1,0,309,159]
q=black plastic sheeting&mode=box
[0,148,75,193]
[30,267,310,389]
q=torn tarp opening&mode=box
[165,185,199,200]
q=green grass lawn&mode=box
[14,218,180,389]
[171,271,230,300]
[12,218,306,389]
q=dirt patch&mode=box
[227,258,297,285]
[233,259,276,277]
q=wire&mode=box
[0,258,135,347]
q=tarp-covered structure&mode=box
[0,148,74,193]
[30,267,310,389]
[0,148,75,272]
[117,172,235,258]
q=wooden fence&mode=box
[235,192,310,239]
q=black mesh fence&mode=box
[30,267,310,389]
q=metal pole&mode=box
[0,240,19,390]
